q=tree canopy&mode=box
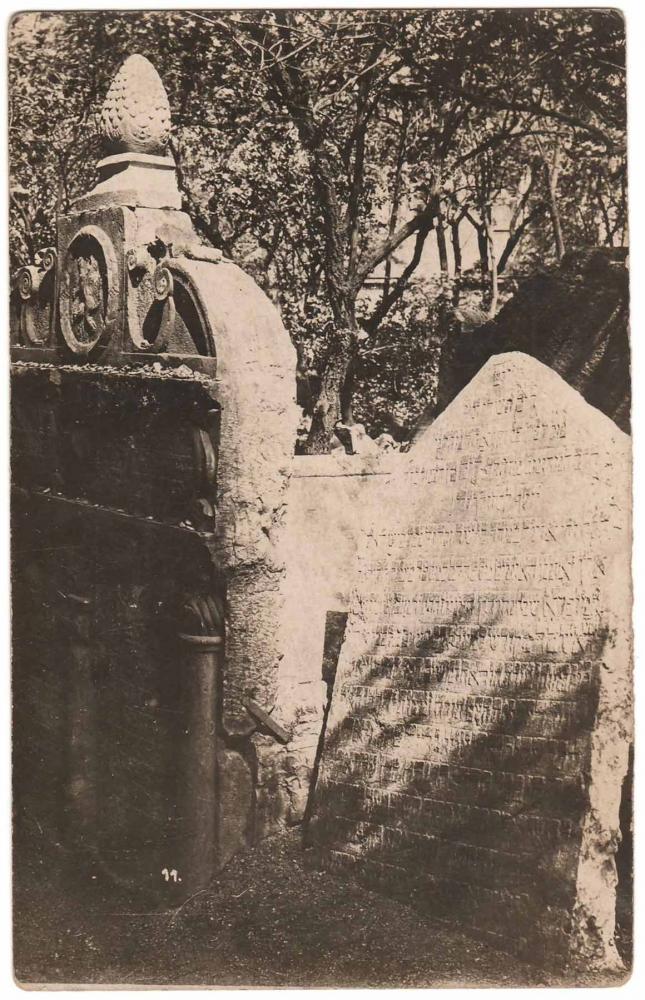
[9,9,627,450]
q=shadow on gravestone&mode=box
[308,352,631,974]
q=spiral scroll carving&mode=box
[13,248,57,346]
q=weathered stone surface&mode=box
[100,54,171,155]
[11,363,218,522]
[10,248,57,348]
[74,153,183,213]
[178,256,300,736]
[276,454,393,808]
[217,749,254,868]
[12,53,299,898]
[310,352,631,970]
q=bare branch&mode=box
[355,201,436,290]
[364,216,434,332]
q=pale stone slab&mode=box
[275,454,394,822]
[311,352,631,970]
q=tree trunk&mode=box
[542,143,565,260]
[382,108,409,303]
[365,217,434,334]
[450,220,462,277]
[304,321,355,454]
[436,209,449,276]
[450,219,462,306]
[484,209,499,318]
[498,203,546,274]
[547,176,565,260]
[477,224,489,275]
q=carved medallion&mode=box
[59,227,119,355]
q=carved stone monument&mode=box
[11,55,298,902]
[310,353,631,971]
[11,47,631,981]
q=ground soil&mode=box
[13,828,631,988]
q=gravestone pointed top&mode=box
[99,54,171,155]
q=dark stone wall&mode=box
[11,364,232,903]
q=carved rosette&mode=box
[99,54,171,155]
[59,226,120,356]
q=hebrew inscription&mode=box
[312,353,631,970]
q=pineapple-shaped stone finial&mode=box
[99,54,171,156]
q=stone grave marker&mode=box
[310,352,631,971]
[11,54,299,904]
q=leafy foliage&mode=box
[9,9,627,448]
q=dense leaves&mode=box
[9,9,626,449]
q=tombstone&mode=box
[309,352,631,971]
[278,452,393,823]
[11,55,298,904]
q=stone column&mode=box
[174,595,224,896]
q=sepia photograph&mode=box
[8,6,633,988]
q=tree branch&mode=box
[364,216,433,332]
[444,83,614,149]
[498,203,547,273]
[354,200,436,290]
